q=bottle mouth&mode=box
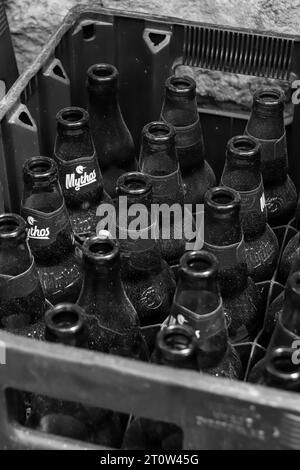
[143,121,175,144]
[253,87,284,110]
[23,156,58,182]
[180,250,219,280]
[116,172,152,197]
[56,106,89,131]
[0,213,27,240]
[285,271,300,303]
[157,325,197,360]
[87,63,118,88]
[165,75,196,97]
[227,135,261,163]
[205,186,241,214]
[266,347,300,383]
[82,235,120,265]
[45,303,85,338]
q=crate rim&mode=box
[1,4,300,122]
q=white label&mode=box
[65,165,97,192]
[27,216,50,240]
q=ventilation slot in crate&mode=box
[183,25,294,80]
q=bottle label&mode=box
[170,301,226,341]
[203,238,246,269]
[161,116,202,149]
[21,203,70,248]
[54,148,102,196]
[0,257,40,299]
[221,176,266,218]
[244,127,287,162]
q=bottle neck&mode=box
[264,348,300,391]
[119,228,162,274]
[0,236,32,276]
[88,90,120,118]
[161,93,199,126]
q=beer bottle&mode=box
[54,106,112,238]
[116,172,176,326]
[221,135,279,282]
[21,156,82,304]
[0,213,47,330]
[139,121,187,265]
[87,63,136,198]
[264,248,300,341]
[204,186,264,343]
[279,230,300,284]
[268,272,300,350]
[28,303,124,447]
[77,235,149,360]
[123,324,198,450]
[160,74,216,209]
[169,250,242,379]
[245,87,297,226]
[249,347,300,392]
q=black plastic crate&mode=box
[0,5,300,450]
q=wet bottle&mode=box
[169,250,242,379]
[139,121,187,265]
[21,157,82,304]
[0,213,47,330]
[116,172,176,326]
[123,324,199,450]
[28,303,125,447]
[245,87,297,226]
[87,63,137,198]
[54,106,112,238]
[264,248,300,341]
[203,186,264,343]
[221,135,279,282]
[77,235,149,360]
[249,347,300,392]
[160,75,216,209]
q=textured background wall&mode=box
[4,0,300,108]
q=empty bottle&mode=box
[0,213,47,330]
[221,135,279,282]
[139,121,187,265]
[77,235,148,360]
[160,75,215,209]
[116,172,176,326]
[279,230,300,284]
[264,248,300,341]
[123,324,198,450]
[268,271,300,350]
[21,156,82,304]
[28,303,124,446]
[87,63,136,198]
[54,106,112,238]
[169,250,242,379]
[203,186,264,343]
[249,347,300,392]
[245,87,297,226]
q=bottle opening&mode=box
[87,63,118,84]
[56,107,89,130]
[52,310,80,329]
[188,258,211,272]
[180,250,218,279]
[89,241,113,255]
[253,87,284,109]
[117,172,151,196]
[158,325,195,357]
[143,121,174,143]
[258,90,282,103]
[24,157,57,181]
[83,236,119,264]
[164,332,192,351]
[205,187,240,214]
[166,75,196,96]
[267,348,300,382]
[212,191,234,205]
[232,137,256,152]
[272,355,295,374]
[45,304,84,336]
[0,214,26,239]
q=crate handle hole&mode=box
[82,24,95,41]
[53,64,66,80]
[148,32,167,47]
[19,111,34,127]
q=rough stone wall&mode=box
[4,0,300,108]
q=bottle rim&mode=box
[157,324,197,360]
[23,156,58,181]
[204,186,241,213]
[165,75,196,96]
[87,63,118,85]
[45,303,85,337]
[56,106,89,130]
[0,213,27,240]
[253,87,285,109]
[82,235,120,264]
[142,121,175,143]
[266,347,300,383]
[116,171,152,198]
[227,135,261,161]
[179,250,219,280]
[285,271,300,301]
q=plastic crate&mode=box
[0,5,300,450]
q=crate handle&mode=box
[43,58,69,85]
[143,28,172,54]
